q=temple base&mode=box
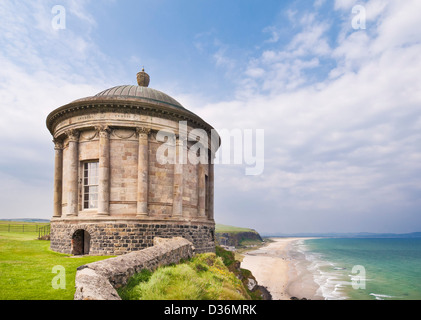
[50,219,215,256]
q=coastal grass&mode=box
[215,246,267,300]
[215,224,255,234]
[118,252,250,300]
[0,230,111,300]
[215,223,264,249]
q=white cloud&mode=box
[263,26,281,43]
[372,0,421,51]
[334,0,358,11]
[0,1,118,141]
[314,0,327,8]
[0,172,53,219]
[0,1,110,219]
[194,0,421,233]
[213,47,236,70]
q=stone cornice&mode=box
[50,216,216,226]
[46,97,217,138]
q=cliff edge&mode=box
[215,224,263,248]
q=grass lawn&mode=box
[0,231,112,300]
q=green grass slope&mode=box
[215,224,263,247]
[118,251,250,300]
[215,224,256,233]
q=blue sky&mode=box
[1,0,421,234]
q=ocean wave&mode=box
[314,272,351,300]
[292,240,351,300]
[291,238,421,300]
[369,293,395,300]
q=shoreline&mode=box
[240,237,322,300]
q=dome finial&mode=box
[137,67,150,87]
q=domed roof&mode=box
[47,68,218,136]
[94,85,184,109]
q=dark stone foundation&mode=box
[50,219,215,256]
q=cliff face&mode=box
[215,246,272,300]
[215,231,263,247]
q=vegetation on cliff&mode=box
[118,249,250,300]
[215,224,263,247]
[215,246,271,300]
[118,246,269,300]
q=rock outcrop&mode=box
[216,231,263,247]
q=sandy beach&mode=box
[241,237,321,300]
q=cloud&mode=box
[262,26,281,44]
[195,0,421,233]
[213,46,236,70]
[334,0,359,11]
[0,172,53,219]
[0,1,110,218]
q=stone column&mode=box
[66,129,79,217]
[172,137,184,217]
[97,125,110,216]
[136,127,150,217]
[53,139,63,218]
[208,151,215,220]
[197,160,206,218]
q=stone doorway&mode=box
[72,230,91,255]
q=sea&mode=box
[287,237,421,300]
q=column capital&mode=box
[65,129,79,142]
[53,139,64,150]
[95,125,111,138]
[208,149,216,164]
[136,127,151,138]
[175,136,186,146]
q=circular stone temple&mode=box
[46,69,220,255]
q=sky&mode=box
[0,0,420,235]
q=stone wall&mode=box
[50,220,215,255]
[148,135,175,216]
[109,136,138,215]
[74,237,195,300]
